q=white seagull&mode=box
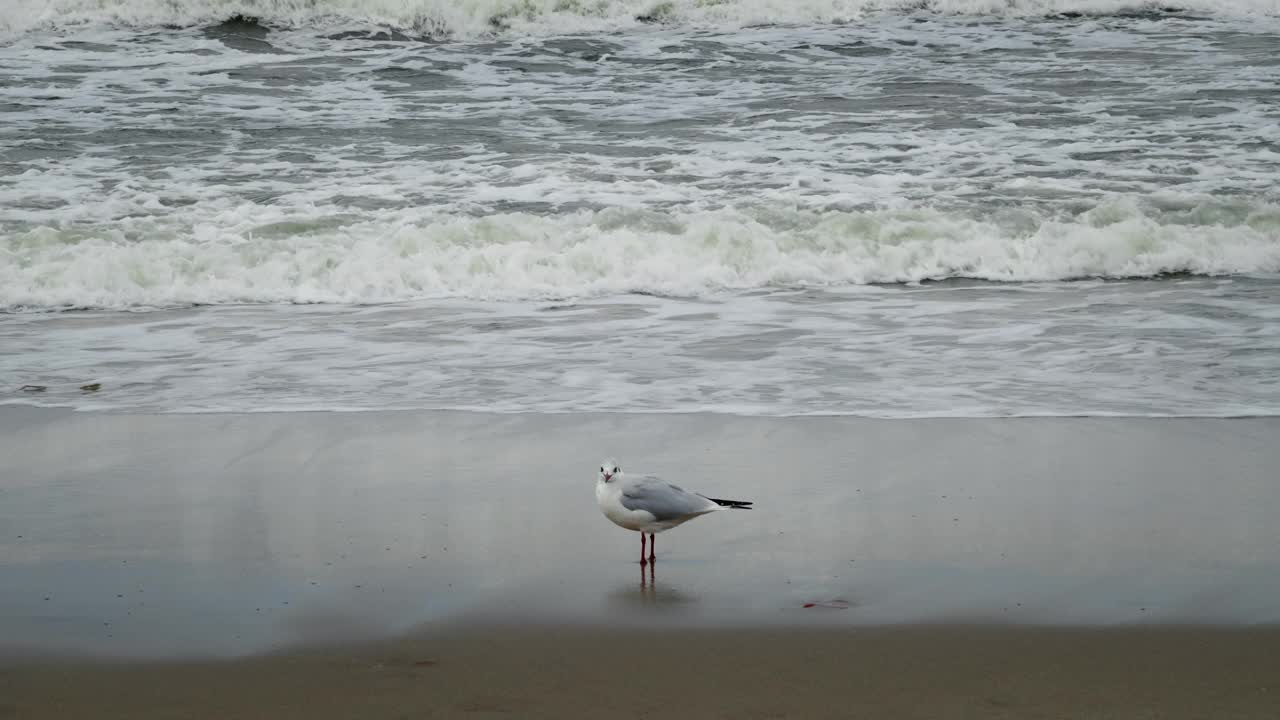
[595,459,752,565]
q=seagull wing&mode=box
[618,475,718,521]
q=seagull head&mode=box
[598,459,621,483]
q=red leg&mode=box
[640,532,648,565]
[648,533,656,563]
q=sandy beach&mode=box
[2,408,1279,716]
[4,625,1280,720]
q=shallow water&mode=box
[3,277,1279,416]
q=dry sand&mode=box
[4,624,1279,719]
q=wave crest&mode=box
[4,202,1278,310]
[6,0,1279,37]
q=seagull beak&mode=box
[603,473,613,482]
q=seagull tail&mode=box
[703,496,753,510]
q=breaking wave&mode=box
[5,0,1279,37]
[4,201,1278,311]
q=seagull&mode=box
[595,459,752,565]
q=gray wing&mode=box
[619,476,715,521]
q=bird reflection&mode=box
[639,558,654,601]
[608,560,696,610]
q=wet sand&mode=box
[2,408,1279,715]
[4,625,1280,719]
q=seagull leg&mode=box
[648,533,656,563]
[640,532,648,566]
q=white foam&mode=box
[4,278,1278,417]
[3,5,1278,422]
[4,0,1279,36]
[4,7,1278,312]
[3,202,1278,310]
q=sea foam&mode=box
[5,0,1279,36]
[4,202,1278,310]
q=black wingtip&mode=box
[706,496,753,509]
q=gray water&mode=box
[2,3,1279,416]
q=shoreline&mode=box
[9,400,1280,419]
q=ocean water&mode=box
[2,0,1278,416]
